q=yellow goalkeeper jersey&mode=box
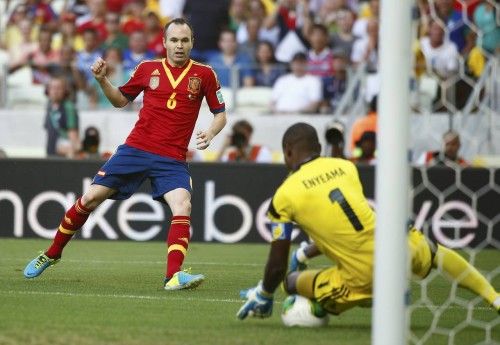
[268,157,376,289]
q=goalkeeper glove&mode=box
[236,281,274,320]
[289,241,309,272]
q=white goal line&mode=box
[0,290,494,312]
[0,289,243,303]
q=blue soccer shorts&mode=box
[92,144,192,202]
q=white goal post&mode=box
[372,0,412,344]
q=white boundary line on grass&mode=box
[0,289,243,303]
[3,258,264,266]
[0,290,494,312]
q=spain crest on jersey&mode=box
[188,77,201,94]
[149,76,160,90]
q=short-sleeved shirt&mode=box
[271,73,322,112]
[307,48,334,78]
[119,58,225,161]
[268,157,376,288]
[419,37,459,79]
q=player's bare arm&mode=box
[196,111,227,150]
[91,58,129,108]
[262,239,291,293]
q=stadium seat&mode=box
[236,87,272,110]
[7,67,46,107]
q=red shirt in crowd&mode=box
[119,59,226,161]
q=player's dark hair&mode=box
[282,123,321,155]
[164,18,194,40]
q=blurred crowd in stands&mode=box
[0,0,498,164]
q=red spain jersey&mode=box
[118,58,225,161]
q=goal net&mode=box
[401,0,499,343]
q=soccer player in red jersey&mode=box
[24,18,227,290]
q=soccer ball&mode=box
[281,295,329,327]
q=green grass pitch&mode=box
[0,239,498,345]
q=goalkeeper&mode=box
[237,122,500,319]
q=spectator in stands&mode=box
[27,0,58,30]
[330,9,356,60]
[251,40,286,87]
[76,126,112,160]
[306,24,335,80]
[352,0,379,38]
[351,18,379,72]
[2,4,34,52]
[183,0,230,62]
[271,52,322,114]
[64,0,90,19]
[237,17,262,63]
[101,12,128,53]
[321,48,348,113]
[217,120,273,163]
[351,130,376,165]
[432,0,471,54]
[264,0,310,43]
[417,20,459,112]
[7,18,38,73]
[121,0,146,35]
[418,21,459,79]
[247,0,280,46]
[324,120,346,158]
[313,0,347,34]
[28,26,61,85]
[145,12,167,58]
[49,44,85,102]
[208,29,253,87]
[88,46,125,108]
[53,12,84,52]
[76,0,107,43]
[416,130,469,167]
[473,2,500,55]
[44,76,80,158]
[76,28,102,84]
[229,0,250,33]
[122,30,155,78]
[349,96,377,156]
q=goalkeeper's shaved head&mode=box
[282,123,321,170]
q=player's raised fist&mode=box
[91,57,107,80]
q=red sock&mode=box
[165,216,190,279]
[45,197,91,259]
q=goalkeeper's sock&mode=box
[434,245,499,307]
[165,216,190,279]
[45,197,91,259]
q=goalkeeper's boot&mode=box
[23,252,60,278]
[164,269,205,291]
